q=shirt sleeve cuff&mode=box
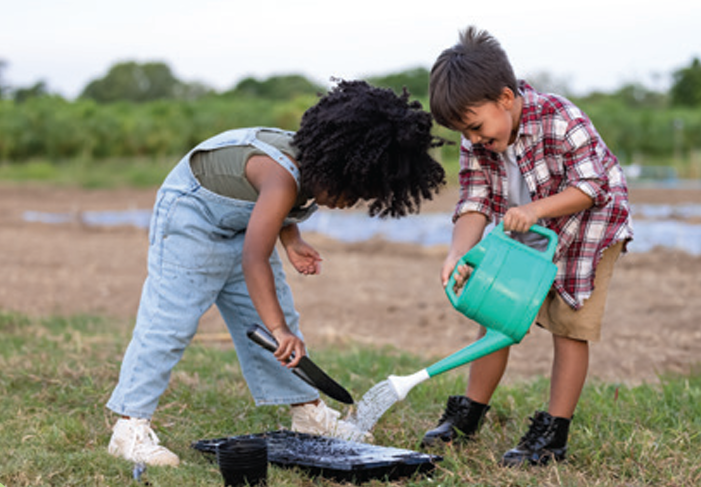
[573,180,610,208]
[453,200,493,223]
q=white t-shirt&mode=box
[503,145,548,251]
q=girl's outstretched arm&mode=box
[244,155,306,366]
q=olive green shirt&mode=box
[189,130,311,208]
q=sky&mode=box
[2,0,700,99]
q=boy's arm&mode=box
[503,186,594,233]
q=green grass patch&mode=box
[0,154,463,192]
[1,150,698,192]
[0,157,174,189]
[1,311,699,486]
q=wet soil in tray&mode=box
[192,430,441,484]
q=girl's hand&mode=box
[270,327,306,367]
[286,239,323,275]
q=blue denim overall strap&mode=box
[188,127,301,191]
[187,127,316,225]
[250,128,301,191]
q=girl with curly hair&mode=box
[106,79,445,467]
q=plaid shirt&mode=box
[454,81,633,309]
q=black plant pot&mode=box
[216,437,268,486]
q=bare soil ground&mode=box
[2,183,700,385]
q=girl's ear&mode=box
[498,87,515,109]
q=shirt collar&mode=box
[517,80,542,139]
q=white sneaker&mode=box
[291,400,373,443]
[108,418,180,466]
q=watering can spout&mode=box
[425,329,516,378]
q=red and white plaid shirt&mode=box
[454,81,633,309]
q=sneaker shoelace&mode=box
[319,404,365,437]
[128,421,163,460]
[320,405,341,422]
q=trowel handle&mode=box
[246,324,279,353]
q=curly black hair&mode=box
[292,79,446,218]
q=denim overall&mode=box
[107,128,319,419]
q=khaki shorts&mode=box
[535,241,624,342]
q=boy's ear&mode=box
[498,87,515,109]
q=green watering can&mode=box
[434,222,558,373]
[387,223,559,400]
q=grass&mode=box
[0,157,175,189]
[0,155,461,192]
[0,155,462,191]
[1,311,700,486]
[3,152,701,192]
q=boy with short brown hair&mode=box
[423,26,633,467]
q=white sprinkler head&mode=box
[387,369,430,400]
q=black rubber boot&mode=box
[421,396,490,447]
[500,411,571,467]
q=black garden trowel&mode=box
[246,324,354,405]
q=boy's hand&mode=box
[270,327,306,367]
[442,210,488,297]
[441,253,472,290]
[503,187,594,233]
[285,239,323,275]
[503,205,539,233]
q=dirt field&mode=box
[2,183,700,385]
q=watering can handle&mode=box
[528,224,558,260]
[494,222,558,260]
[445,253,470,308]
[445,222,557,305]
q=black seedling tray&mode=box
[192,430,441,484]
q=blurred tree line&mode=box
[1,58,701,176]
